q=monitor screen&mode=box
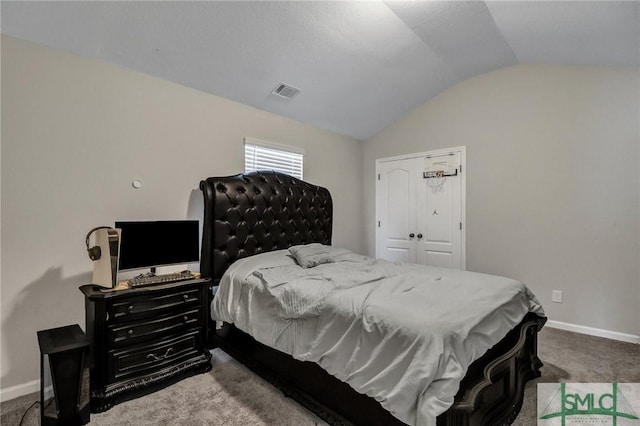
[115,220,200,271]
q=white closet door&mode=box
[376,158,420,263]
[416,153,462,269]
[376,148,465,269]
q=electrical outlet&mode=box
[552,290,563,303]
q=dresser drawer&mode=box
[109,331,201,382]
[109,308,201,347]
[108,288,200,322]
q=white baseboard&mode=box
[0,379,39,403]
[545,320,640,344]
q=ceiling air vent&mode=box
[271,83,301,100]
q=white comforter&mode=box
[212,246,544,426]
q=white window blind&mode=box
[244,138,304,180]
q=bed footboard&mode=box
[213,313,545,426]
[437,313,546,426]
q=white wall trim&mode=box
[0,379,39,402]
[546,320,640,344]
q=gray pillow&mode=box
[288,243,350,268]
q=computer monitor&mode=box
[115,220,199,272]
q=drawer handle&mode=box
[128,329,134,335]
[146,347,173,361]
[183,295,189,301]
[128,305,134,311]
[183,315,189,322]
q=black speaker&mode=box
[37,324,90,426]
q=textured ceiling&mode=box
[2,1,639,140]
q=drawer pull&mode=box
[183,295,189,301]
[128,305,134,311]
[127,329,134,335]
[146,347,173,361]
[183,315,189,322]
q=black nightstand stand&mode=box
[37,324,90,425]
[80,279,212,412]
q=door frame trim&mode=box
[375,146,466,270]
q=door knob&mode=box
[417,233,423,239]
[409,233,415,238]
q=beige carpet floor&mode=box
[2,327,639,426]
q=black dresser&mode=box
[80,279,212,412]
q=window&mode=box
[244,138,304,180]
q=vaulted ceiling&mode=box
[2,1,639,140]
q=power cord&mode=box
[19,400,39,426]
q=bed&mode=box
[199,171,546,426]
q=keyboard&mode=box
[127,271,198,288]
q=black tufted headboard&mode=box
[199,171,333,280]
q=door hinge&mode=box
[459,164,462,173]
[378,221,381,227]
[459,222,462,230]
[378,173,380,180]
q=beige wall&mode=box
[364,64,640,337]
[2,35,638,394]
[0,36,362,390]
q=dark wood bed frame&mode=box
[199,171,546,426]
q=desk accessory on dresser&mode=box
[127,270,199,288]
[85,226,121,288]
[115,220,199,275]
